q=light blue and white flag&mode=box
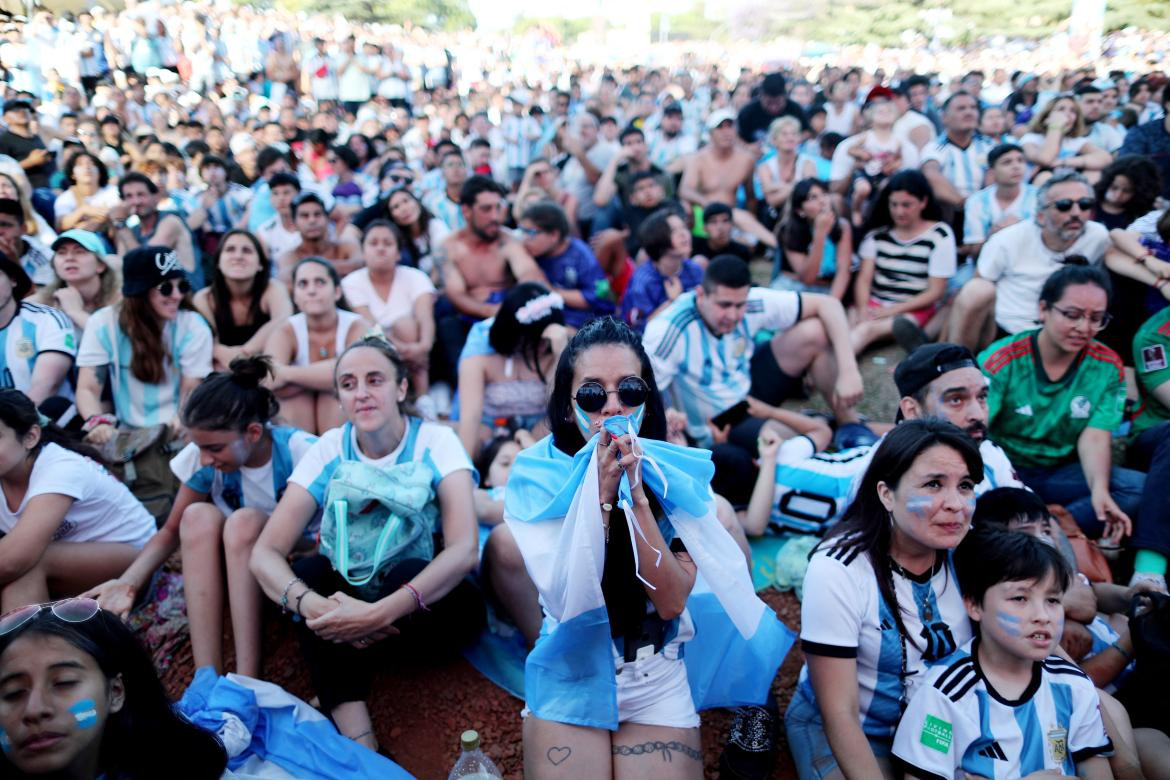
[505,423,795,730]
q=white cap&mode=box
[705,108,737,130]
[229,133,256,155]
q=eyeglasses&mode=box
[1050,305,1112,330]
[574,376,650,413]
[1045,197,1096,212]
[0,598,100,637]
[157,278,191,297]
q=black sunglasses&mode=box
[388,173,414,183]
[1045,197,1095,212]
[574,376,650,413]
[158,278,191,296]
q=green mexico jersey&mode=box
[979,330,1125,469]
[1133,306,1170,434]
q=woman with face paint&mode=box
[0,600,226,779]
[502,317,788,779]
[786,419,983,780]
[250,336,484,754]
[85,356,318,678]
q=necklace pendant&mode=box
[922,601,933,623]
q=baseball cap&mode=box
[51,229,106,259]
[706,108,737,130]
[0,250,32,300]
[121,245,186,297]
[229,133,256,156]
[863,86,896,108]
[662,102,684,115]
[2,99,32,114]
[894,343,978,400]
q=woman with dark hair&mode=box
[86,356,317,677]
[251,336,485,753]
[501,317,786,778]
[774,178,854,299]
[0,169,56,246]
[75,245,213,445]
[456,282,568,458]
[0,390,154,611]
[1092,154,1162,232]
[786,419,982,780]
[192,229,293,370]
[346,133,376,174]
[0,601,227,779]
[342,221,435,394]
[385,187,450,277]
[852,170,956,355]
[54,151,119,234]
[264,257,372,434]
[979,262,1150,575]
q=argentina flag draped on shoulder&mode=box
[504,426,795,731]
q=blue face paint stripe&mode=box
[905,495,933,516]
[995,610,1023,637]
[70,698,98,729]
[0,728,10,754]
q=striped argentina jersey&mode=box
[643,288,802,446]
[922,134,997,199]
[76,306,213,428]
[892,640,1112,779]
[422,189,465,231]
[962,183,1039,245]
[798,541,971,738]
[0,302,76,399]
[768,435,870,534]
[860,223,957,305]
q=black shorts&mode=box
[749,343,806,406]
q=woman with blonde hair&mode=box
[1020,95,1112,184]
[758,116,818,212]
[35,229,121,333]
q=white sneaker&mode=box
[1129,571,1168,593]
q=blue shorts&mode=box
[784,685,892,780]
[946,259,976,298]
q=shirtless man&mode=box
[275,193,363,281]
[434,175,547,382]
[264,35,299,107]
[679,109,776,248]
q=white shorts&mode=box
[521,652,701,730]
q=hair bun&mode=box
[228,354,274,389]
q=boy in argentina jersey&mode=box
[0,253,75,403]
[893,529,1112,780]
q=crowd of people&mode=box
[1,3,1170,779]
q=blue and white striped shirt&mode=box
[922,134,997,199]
[963,184,1039,245]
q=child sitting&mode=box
[892,528,1113,778]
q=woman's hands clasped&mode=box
[597,429,648,508]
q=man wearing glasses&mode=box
[947,170,1109,352]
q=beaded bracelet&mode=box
[402,582,430,612]
[280,576,305,613]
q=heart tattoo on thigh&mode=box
[546,746,572,766]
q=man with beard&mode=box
[946,171,1109,352]
[434,176,546,382]
[111,172,198,284]
[847,342,1025,501]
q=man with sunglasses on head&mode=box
[643,254,863,505]
[947,170,1109,352]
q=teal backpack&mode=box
[318,419,439,600]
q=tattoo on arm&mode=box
[612,741,702,762]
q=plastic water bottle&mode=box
[448,730,502,779]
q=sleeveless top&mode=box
[481,355,549,422]
[216,300,271,347]
[289,310,363,366]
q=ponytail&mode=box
[0,389,106,466]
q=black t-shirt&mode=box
[736,99,808,144]
[0,131,51,188]
[614,198,684,256]
[352,198,389,232]
[227,163,257,188]
[692,235,752,263]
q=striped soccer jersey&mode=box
[893,639,1112,779]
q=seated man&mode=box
[516,200,615,330]
[620,207,703,333]
[111,172,198,285]
[274,193,363,281]
[0,253,75,409]
[948,170,1109,351]
[691,202,752,264]
[643,255,862,506]
[0,198,53,286]
[960,142,1037,258]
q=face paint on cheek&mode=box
[228,439,250,463]
[69,699,98,730]
[995,611,1022,637]
[905,495,933,517]
[0,728,10,754]
[573,403,594,438]
[964,496,976,516]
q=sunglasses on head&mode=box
[158,278,190,296]
[388,173,413,183]
[1046,197,1095,212]
[574,376,650,413]
[0,597,100,637]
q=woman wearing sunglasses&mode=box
[457,282,568,459]
[75,245,213,446]
[0,599,227,779]
[251,336,484,754]
[499,317,786,779]
[0,390,154,612]
[979,261,1149,561]
[85,355,317,678]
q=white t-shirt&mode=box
[0,302,76,399]
[337,54,373,103]
[893,110,936,148]
[54,186,121,225]
[340,266,435,331]
[976,220,1110,333]
[0,443,155,548]
[560,140,618,222]
[256,215,302,265]
[829,131,920,183]
[1019,132,1090,165]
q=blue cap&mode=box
[52,229,106,260]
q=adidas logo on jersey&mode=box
[1015,404,1034,416]
[976,741,1008,760]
